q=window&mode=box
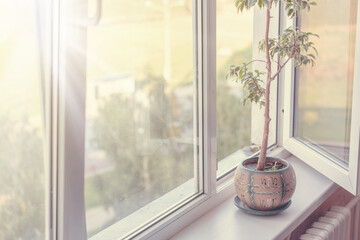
[294,0,357,166]
[83,0,199,237]
[57,0,203,239]
[283,0,360,194]
[2,0,360,239]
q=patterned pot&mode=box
[234,157,296,210]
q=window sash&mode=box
[56,0,210,239]
[57,0,88,239]
[282,2,360,195]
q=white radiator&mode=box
[299,196,360,240]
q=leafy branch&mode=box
[228,62,266,107]
[229,26,318,106]
[284,0,317,18]
[235,0,279,12]
[227,28,319,107]
[259,28,319,80]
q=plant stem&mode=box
[256,1,273,171]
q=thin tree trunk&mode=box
[256,2,273,171]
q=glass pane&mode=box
[216,2,277,177]
[84,0,197,237]
[0,2,47,239]
[294,0,358,166]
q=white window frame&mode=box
[282,2,360,195]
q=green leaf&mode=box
[312,46,318,55]
[287,9,294,17]
[308,54,315,59]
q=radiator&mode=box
[299,196,360,240]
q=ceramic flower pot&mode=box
[234,157,296,211]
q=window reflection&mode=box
[294,0,358,165]
[216,1,254,163]
[84,0,197,237]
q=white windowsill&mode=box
[170,154,337,240]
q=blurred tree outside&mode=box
[217,46,252,160]
[0,117,45,240]
[85,75,194,235]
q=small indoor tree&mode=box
[228,0,318,171]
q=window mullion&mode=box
[202,0,217,196]
[52,0,60,239]
[57,0,87,239]
[35,0,57,239]
[40,0,57,239]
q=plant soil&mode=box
[245,162,285,171]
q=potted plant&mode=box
[230,0,318,211]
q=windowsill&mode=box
[170,154,337,240]
[87,148,337,240]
